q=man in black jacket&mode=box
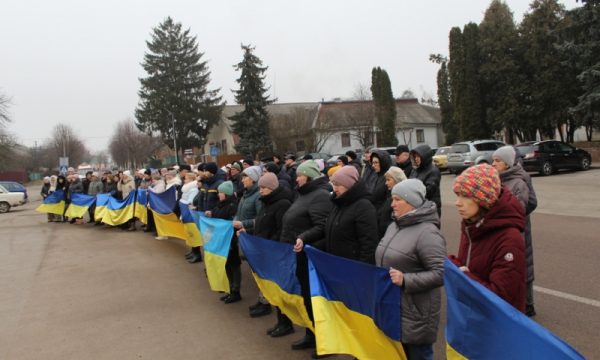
[395,145,413,178]
[409,144,442,217]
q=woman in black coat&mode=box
[284,160,332,352]
[317,165,379,265]
[368,149,392,208]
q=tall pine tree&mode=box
[135,17,224,160]
[370,67,397,147]
[448,27,466,141]
[462,22,488,140]
[230,44,275,158]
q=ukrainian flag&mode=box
[239,233,314,331]
[101,191,135,226]
[134,189,148,225]
[444,259,584,360]
[148,187,187,240]
[304,246,406,360]
[180,203,202,247]
[64,193,96,218]
[197,216,234,293]
[94,193,110,222]
[36,190,66,215]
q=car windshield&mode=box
[435,147,450,155]
[516,145,535,155]
[450,144,469,153]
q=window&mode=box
[296,140,306,152]
[416,129,425,143]
[341,133,351,147]
[221,139,228,154]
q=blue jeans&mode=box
[403,343,433,360]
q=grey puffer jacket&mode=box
[499,164,529,212]
[375,201,446,345]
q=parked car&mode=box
[0,181,28,202]
[0,184,26,213]
[302,152,331,161]
[432,146,452,172]
[326,154,345,167]
[447,140,506,174]
[515,140,592,176]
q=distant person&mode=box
[369,149,393,209]
[345,150,362,173]
[409,144,441,217]
[395,145,412,178]
[41,177,52,222]
[283,153,298,187]
[449,164,526,312]
[87,172,103,224]
[377,166,407,238]
[360,146,377,194]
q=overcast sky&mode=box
[1,0,577,152]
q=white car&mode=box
[0,184,26,213]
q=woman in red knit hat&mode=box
[448,164,527,312]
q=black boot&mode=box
[223,291,242,304]
[187,248,202,264]
[248,300,262,311]
[291,332,316,350]
[250,303,272,318]
[219,293,230,301]
[270,323,294,337]
[185,249,194,259]
[526,304,536,317]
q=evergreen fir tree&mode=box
[461,22,488,140]
[135,17,224,160]
[448,27,466,141]
[430,54,456,145]
[370,67,397,147]
[230,44,275,158]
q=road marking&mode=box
[534,286,600,308]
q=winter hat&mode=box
[218,181,234,196]
[385,166,407,184]
[43,176,51,183]
[395,145,410,155]
[327,165,341,178]
[296,160,321,179]
[123,170,131,177]
[391,179,426,208]
[204,162,218,175]
[258,172,279,190]
[179,164,191,172]
[284,153,296,161]
[453,164,501,210]
[303,154,314,160]
[231,162,242,171]
[315,159,325,171]
[345,150,357,160]
[493,146,516,168]
[265,162,280,174]
[330,165,359,189]
[92,172,99,178]
[243,166,262,182]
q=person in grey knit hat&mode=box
[391,179,427,209]
[492,145,516,169]
[243,165,262,183]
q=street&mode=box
[1,169,599,359]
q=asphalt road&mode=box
[1,169,599,359]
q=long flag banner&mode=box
[305,246,406,360]
[198,216,234,293]
[148,187,187,240]
[64,193,96,218]
[180,203,202,247]
[134,189,148,225]
[444,259,584,360]
[36,190,66,215]
[102,191,135,226]
[94,193,111,222]
[239,233,314,331]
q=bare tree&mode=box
[109,119,163,169]
[0,92,14,170]
[347,83,376,148]
[41,124,90,170]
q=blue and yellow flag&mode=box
[305,246,406,360]
[239,233,313,331]
[180,203,202,247]
[36,190,66,215]
[148,187,187,240]
[64,193,96,218]
[134,189,148,225]
[444,259,584,360]
[198,216,234,293]
[102,191,135,226]
[94,193,110,222]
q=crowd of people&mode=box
[40,143,537,360]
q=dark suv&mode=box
[516,140,592,176]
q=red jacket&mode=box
[449,188,526,312]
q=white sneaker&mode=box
[155,236,168,240]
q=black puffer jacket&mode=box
[280,176,332,245]
[318,181,379,264]
[409,145,441,216]
[211,196,238,221]
[254,186,293,241]
[377,192,393,239]
[369,149,392,208]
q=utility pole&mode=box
[165,109,178,165]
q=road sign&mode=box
[184,148,193,155]
[210,147,219,157]
[59,165,68,174]
[59,157,69,166]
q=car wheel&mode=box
[540,161,553,176]
[580,157,591,171]
[0,202,10,213]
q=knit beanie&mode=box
[296,160,321,179]
[493,146,516,168]
[327,165,341,178]
[395,145,410,155]
[218,181,234,196]
[204,162,218,175]
[385,166,407,184]
[243,166,262,182]
[265,162,280,174]
[231,162,242,171]
[391,179,426,208]
[453,164,501,209]
[258,172,279,190]
[330,165,359,189]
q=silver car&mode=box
[446,140,505,174]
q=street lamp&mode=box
[165,109,178,165]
